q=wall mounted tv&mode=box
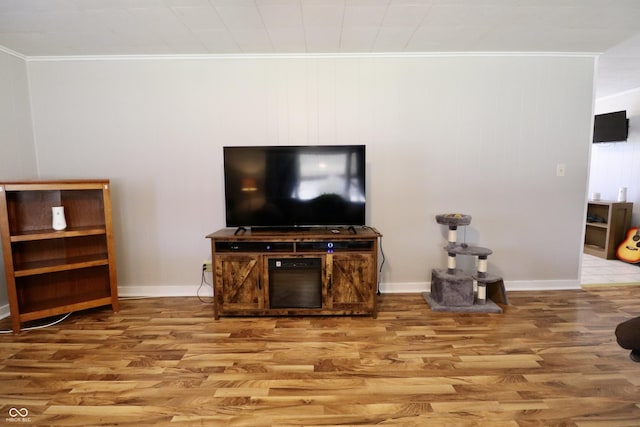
[593,110,629,143]
[223,145,366,229]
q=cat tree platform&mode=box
[425,213,507,313]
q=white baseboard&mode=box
[503,279,581,291]
[378,279,581,294]
[118,283,213,298]
[0,279,582,320]
[0,303,9,320]
[379,282,429,293]
[118,279,581,298]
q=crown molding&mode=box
[596,85,640,101]
[0,45,26,60]
[23,51,600,62]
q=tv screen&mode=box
[593,110,628,143]
[223,145,366,228]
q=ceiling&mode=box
[1,0,640,98]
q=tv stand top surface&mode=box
[207,226,381,241]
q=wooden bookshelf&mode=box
[0,180,119,333]
[584,201,633,259]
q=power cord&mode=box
[0,312,74,334]
[198,264,214,304]
[362,226,385,295]
[1,264,217,333]
[377,235,386,295]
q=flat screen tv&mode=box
[593,110,629,143]
[223,145,366,229]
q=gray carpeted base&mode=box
[422,292,503,313]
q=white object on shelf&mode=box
[52,206,67,230]
[618,187,627,202]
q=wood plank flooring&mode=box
[1,287,640,426]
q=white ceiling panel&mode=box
[380,3,429,29]
[305,27,341,52]
[163,0,212,7]
[0,0,640,95]
[302,3,344,28]
[267,28,307,52]
[1,0,637,56]
[231,28,274,52]
[216,4,265,29]
[192,28,239,53]
[340,26,378,51]
[172,6,226,30]
[373,26,413,51]
[343,2,386,27]
[258,1,304,28]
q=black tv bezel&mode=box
[223,145,366,229]
[593,110,629,143]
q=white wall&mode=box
[0,48,38,314]
[591,88,640,226]
[26,54,596,295]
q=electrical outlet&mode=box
[202,260,212,272]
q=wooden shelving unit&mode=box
[0,180,119,333]
[584,200,633,259]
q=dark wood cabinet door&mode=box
[215,254,263,312]
[329,253,375,310]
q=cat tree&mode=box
[423,213,507,313]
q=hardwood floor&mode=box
[1,287,640,426]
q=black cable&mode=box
[377,235,386,295]
[197,266,214,304]
[362,225,385,295]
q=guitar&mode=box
[617,227,640,264]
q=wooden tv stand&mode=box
[206,227,382,319]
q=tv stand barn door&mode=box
[215,254,264,312]
[327,253,376,312]
[207,227,382,319]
